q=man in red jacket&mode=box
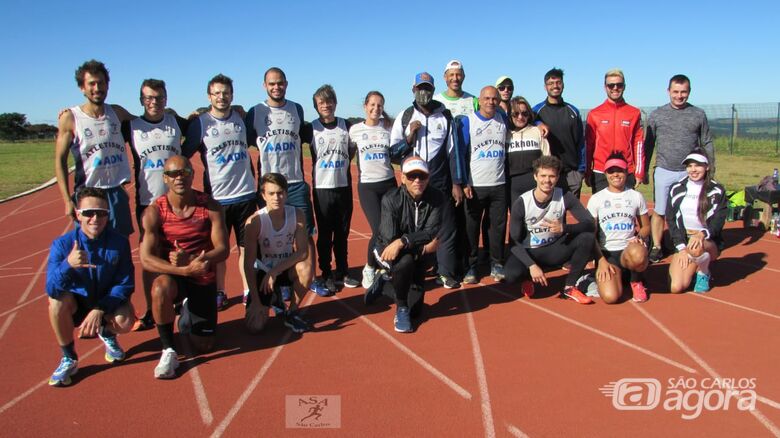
[585,69,645,192]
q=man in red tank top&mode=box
[140,155,229,379]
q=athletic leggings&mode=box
[508,172,536,209]
[313,187,353,277]
[387,252,435,312]
[505,232,594,287]
[357,178,396,268]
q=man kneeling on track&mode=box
[364,156,443,333]
[243,173,314,334]
[46,187,136,387]
[140,156,229,379]
[504,155,596,303]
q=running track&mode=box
[1,155,779,437]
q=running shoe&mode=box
[436,275,461,289]
[490,263,505,282]
[521,280,535,298]
[630,281,648,302]
[133,310,155,331]
[649,246,663,264]
[562,286,594,304]
[462,268,478,284]
[99,333,126,363]
[325,276,338,294]
[693,272,711,293]
[576,273,600,298]
[309,279,331,297]
[48,356,78,387]
[364,271,386,305]
[284,311,312,333]
[361,265,376,289]
[216,290,228,311]
[242,290,250,306]
[177,298,191,335]
[154,348,179,379]
[342,275,360,288]
[394,306,412,333]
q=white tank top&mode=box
[70,105,130,189]
[311,118,350,189]
[256,205,297,271]
[196,111,255,202]
[466,111,507,187]
[349,121,395,184]
[681,179,707,232]
[520,188,566,248]
[128,113,182,205]
[251,101,304,184]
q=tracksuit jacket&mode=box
[585,99,645,181]
[666,177,728,250]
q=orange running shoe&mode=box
[521,280,535,298]
[562,286,594,304]
[630,281,648,303]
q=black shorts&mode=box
[254,267,294,307]
[174,277,218,337]
[222,199,258,247]
[71,294,128,327]
[601,248,631,282]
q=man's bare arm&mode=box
[54,110,75,219]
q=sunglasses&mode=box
[163,168,193,178]
[512,111,531,118]
[405,172,429,181]
[77,208,109,218]
[497,85,514,92]
[606,82,625,90]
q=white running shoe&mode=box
[361,265,376,289]
[154,348,179,379]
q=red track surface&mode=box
[1,156,779,437]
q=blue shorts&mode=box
[260,181,315,236]
[653,167,687,216]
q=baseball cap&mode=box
[414,72,434,87]
[402,157,429,175]
[495,76,513,87]
[444,59,464,72]
[682,151,709,165]
[604,157,628,171]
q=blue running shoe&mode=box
[49,356,78,386]
[694,272,711,293]
[99,334,126,363]
[283,311,312,333]
[309,280,331,297]
[394,306,412,333]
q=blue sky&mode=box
[2,0,778,124]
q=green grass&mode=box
[0,141,60,200]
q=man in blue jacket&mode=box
[46,187,136,387]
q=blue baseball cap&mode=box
[414,72,434,87]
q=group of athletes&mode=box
[43,58,726,386]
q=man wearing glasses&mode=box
[123,78,191,330]
[533,68,586,198]
[495,76,514,120]
[585,69,645,193]
[140,155,229,379]
[183,74,257,311]
[46,187,136,386]
[364,156,444,333]
[55,60,136,236]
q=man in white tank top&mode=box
[243,173,314,334]
[55,60,135,236]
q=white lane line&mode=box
[331,295,472,400]
[0,313,16,340]
[689,293,780,321]
[758,396,780,410]
[720,258,780,274]
[0,294,45,318]
[632,303,780,436]
[13,198,61,215]
[0,267,33,271]
[0,344,102,415]
[0,194,35,224]
[506,422,531,438]
[209,293,315,437]
[461,291,496,438]
[0,273,35,279]
[0,248,49,268]
[349,228,371,239]
[190,365,214,425]
[0,216,65,241]
[487,286,698,374]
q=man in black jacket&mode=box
[365,156,444,332]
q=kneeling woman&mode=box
[587,153,651,303]
[667,149,727,293]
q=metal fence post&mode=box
[730,104,736,154]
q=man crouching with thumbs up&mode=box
[140,155,229,379]
[46,187,136,387]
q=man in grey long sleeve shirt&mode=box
[644,74,714,262]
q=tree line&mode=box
[0,113,57,141]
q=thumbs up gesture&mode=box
[67,240,96,269]
[169,240,191,267]
[186,250,210,277]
